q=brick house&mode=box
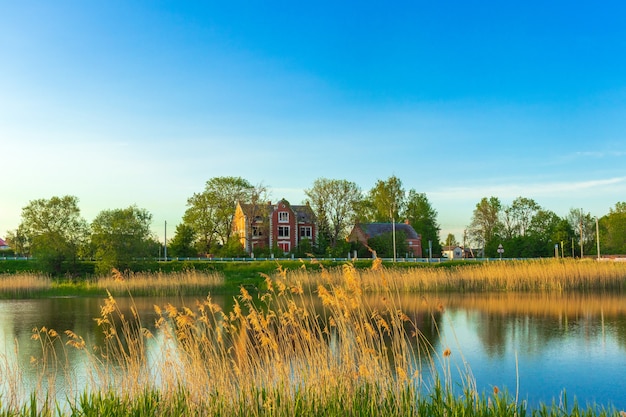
[233,199,317,255]
[347,222,422,257]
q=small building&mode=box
[0,238,9,250]
[347,222,422,258]
[233,199,317,255]
[442,245,464,259]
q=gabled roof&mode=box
[292,204,316,223]
[0,238,8,247]
[237,201,272,218]
[237,200,316,223]
[358,223,420,240]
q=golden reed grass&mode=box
[291,258,626,293]
[92,269,225,296]
[0,273,51,297]
[23,264,445,415]
[12,261,626,415]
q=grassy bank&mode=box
[2,263,622,416]
[1,258,626,298]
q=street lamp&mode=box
[497,243,504,260]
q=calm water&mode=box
[1,292,625,410]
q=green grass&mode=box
[1,385,621,416]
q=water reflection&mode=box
[1,292,625,410]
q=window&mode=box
[252,226,263,237]
[278,226,290,237]
[300,226,312,238]
[278,212,289,223]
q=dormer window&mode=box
[278,212,289,223]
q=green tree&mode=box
[18,195,89,275]
[599,202,626,254]
[443,233,458,247]
[366,175,405,222]
[304,178,362,249]
[168,223,198,258]
[90,206,154,273]
[502,197,540,239]
[467,197,503,256]
[183,176,256,255]
[403,190,441,257]
[368,230,408,258]
[567,208,595,257]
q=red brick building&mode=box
[233,199,317,255]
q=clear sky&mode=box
[1,1,625,243]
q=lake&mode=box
[1,292,625,411]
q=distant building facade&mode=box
[233,199,317,255]
[442,245,464,259]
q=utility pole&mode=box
[390,201,396,262]
[596,216,600,260]
[164,220,167,261]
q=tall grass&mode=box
[4,263,623,416]
[0,273,51,298]
[91,268,225,296]
[0,269,225,298]
[291,258,626,293]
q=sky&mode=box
[1,1,625,244]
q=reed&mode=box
[3,264,624,416]
[91,268,225,296]
[0,273,51,298]
[289,258,626,293]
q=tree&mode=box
[403,190,441,257]
[183,176,257,255]
[467,197,503,256]
[168,223,198,258]
[566,208,595,257]
[599,202,626,254]
[304,178,362,249]
[238,182,271,255]
[444,233,458,247]
[366,175,405,222]
[368,230,408,258]
[18,195,89,275]
[90,206,154,273]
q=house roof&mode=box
[358,223,420,240]
[292,205,316,223]
[237,200,316,223]
[0,238,8,247]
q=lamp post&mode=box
[390,201,396,263]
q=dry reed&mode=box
[92,269,225,296]
[290,258,626,293]
[0,273,51,297]
[21,264,443,415]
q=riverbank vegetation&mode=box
[1,262,623,416]
[1,258,626,299]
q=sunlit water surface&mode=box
[1,292,625,411]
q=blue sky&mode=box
[1,1,625,243]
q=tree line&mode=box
[3,175,624,275]
[464,197,626,258]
